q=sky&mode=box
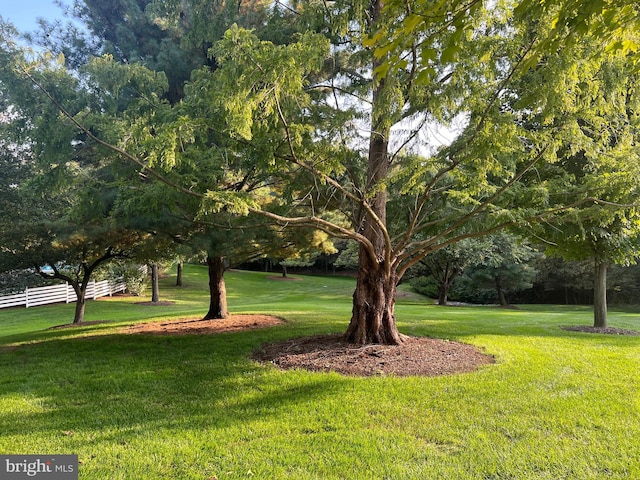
[0,0,67,33]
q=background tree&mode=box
[0,29,159,323]
[183,1,635,344]
[0,167,149,324]
[527,256,594,304]
[526,44,640,327]
[456,234,538,306]
[408,238,489,305]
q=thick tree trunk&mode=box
[203,255,229,320]
[345,67,402,342]
[176,261,183,287]
[151,263,160,303]
[593,258,607,328]
[345,250,403,345]
[438,286,448,306]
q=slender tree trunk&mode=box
[282,264,288,278]
[176,261,183,287]
[151,263,160,303]
[73,299,86,324]
[496,277,508,306]
[72,291,86,324]
[203,255,229,320]
[437,266,460,306]
[593,258,607,328]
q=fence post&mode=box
[25,287,29,308]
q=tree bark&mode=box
[68,279,88,324]
[438,285,449,306]
[437,265,461,306]
[73,298,86,324]
[345,250,403,345]
[151,263,160,303]
[203,255,229,320]
[593,258,607,328]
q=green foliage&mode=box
[101,261,148,296]
[210,25,330,141]
[4,0,640,340]
[333,241,359,270]
[409,275,439,299]
[0,270,56,295]
[456,239,538,305]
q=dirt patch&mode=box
[49,320,111,330]
[253,333,495,377]
[560,325,639,336]
[124,314,285,335]
[266,275,303,281]
[133,301,176,306]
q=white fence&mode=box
[0,279,127,310]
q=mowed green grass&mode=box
[0,265,639,479]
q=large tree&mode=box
[5,1,639,343]
[188,1,638,344]
[0,26,158,324]
[458,234,538,306]
[527,40,640,327]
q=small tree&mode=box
[409,238,490,305]
[458,234,538,306]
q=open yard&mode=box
[0,265,639,479]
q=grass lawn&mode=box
[0,265,639,479]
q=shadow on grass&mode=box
[0,327,350,446]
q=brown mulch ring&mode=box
[560,325,640,336]
[120,314,494,377]
[253,333,495,377]
[124,314,285,335]
[48,320,111,330]
[134,301,176,306]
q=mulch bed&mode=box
[125,314,285,335]
[253,333,495,377]
[560,325,640,336]
[122,314,494,377]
